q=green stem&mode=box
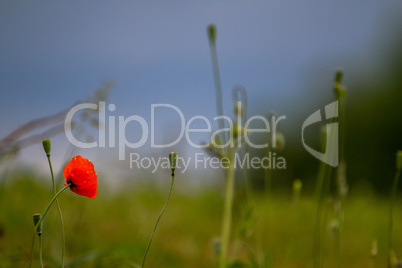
[46,154,65,267]
[33,185,70,238]
[334,76,347,268]
[39,234,44,268]
[208,29,226,147]
[263,146,273,257]
[264,146,272,200]
[313,161,327,268]
[30,184,70,268]
[313,133,333,268]
[141,173,175,268]
[243,143,253,205]
[388,169,401,266]
[219,150,235,268]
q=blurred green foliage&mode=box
[250,28,402,193]
[0,174,401,267]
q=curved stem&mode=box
[30,184,70,267]
[141,173,175,268]
[46,155,65,267]
[33,185,70,236]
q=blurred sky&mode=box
[0,1,401,179]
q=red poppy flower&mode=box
[63,155,98,199]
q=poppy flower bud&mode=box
[273,132,285,151]
[33,213,42,236]
[334,69,343,84]
[234,101,244,117]
[42,139,51,156]
[169,152,177,171]
[397,151,402,171]
[207,24,217,45]
[232,122,244,139]
[334,69,347,99]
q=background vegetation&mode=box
[1,172,401,267]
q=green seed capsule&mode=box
[335,69,343,84]
[33,213,42,236]
[207,24,217,44]
[232,122,244,139]
[234,101,244,117]
[169,152,177,170]
[274,132,285,151]
[42,139,51,155]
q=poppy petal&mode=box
[63,155,98,198]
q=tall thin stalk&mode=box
[313,146,331,268]
[313,70,346,268]
[43,139,66,267]
[39,233,44,268]
[219,148,236,268]
[30,185,70,268]
[232,86,253,205]
[207,24,226,145]
[207,24,236,268]
[31,214,43,268]
[333,70,347,268]
[141,152,177,268]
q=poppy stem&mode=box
[30,184,70,268]
[46,153,66,267]
[34,184,70,234]
[141,172,175,268]
[30,231,44,268]
[39,233,44,268]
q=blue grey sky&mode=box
[0,1,401,174]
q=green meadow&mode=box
[1,172,401,267]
